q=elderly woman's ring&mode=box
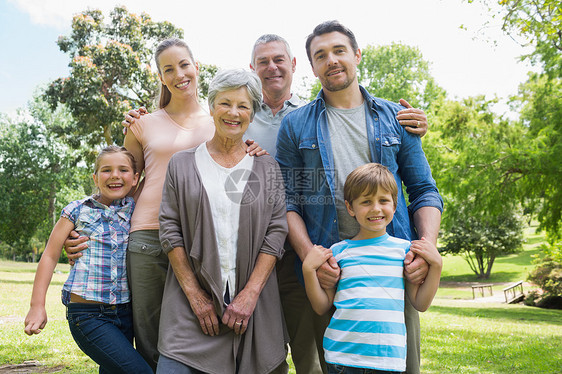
[417,120,420,127]
[235,321,242,325]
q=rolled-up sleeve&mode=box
[259,162,288,259]
[276,116,303,216]
[397,129,444,215]
[159,156,185,253]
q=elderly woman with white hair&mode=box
[157,69,289,374]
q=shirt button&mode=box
[312,144,316,148]
[374,118,379,121]
[333,219,337,223]
[376,138,380,141]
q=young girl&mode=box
[303,163,442,374]
[24,145,152,374]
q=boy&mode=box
[302,163,442,373]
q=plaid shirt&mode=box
[61,196,134,305]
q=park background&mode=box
[1,0,561,372]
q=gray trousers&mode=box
[127,230,169,373]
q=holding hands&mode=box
[409,237,442,269]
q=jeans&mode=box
[327,363,404,374]
[66,302,153,374]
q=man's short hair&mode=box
[344,163,398,208]
[305,20,359,64]
[251,34,293,66]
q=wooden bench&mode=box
[471,284,493,299]
[503,281,524,304]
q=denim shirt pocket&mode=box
[298,137,321,167]
[381,133,401,172]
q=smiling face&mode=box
[157,45,198,100]
[309,31,361,93]
[93,153,139,206]
[345,188,396,240]
[210,87,253,142]
[251,40,295,98]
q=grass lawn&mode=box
[1,223,560,373]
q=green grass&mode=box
[421,299,562,373]
[0,260,98,373]
[1,223,560,373]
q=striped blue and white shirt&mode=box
[324,233,410,372]
[61,196,134,306]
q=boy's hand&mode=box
[404,248,429,285]
[24,306,47,335]
[303,245,340,289]
[409,237,442,268]
[303,245,332,271]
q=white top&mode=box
[195,143,254,301]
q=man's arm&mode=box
[276,116,340,289]
[404,207,442,284]
[395,116,443,284]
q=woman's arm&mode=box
[221,252,277,335]
[405,237,442,312]
[123,128,145,199]
[167,246,220,336]
[24,217,75,335]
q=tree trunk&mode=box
[104,124,113,145]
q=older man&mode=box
[276,21,443,374]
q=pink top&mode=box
[129,109,215,232]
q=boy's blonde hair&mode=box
[344,163,398,208]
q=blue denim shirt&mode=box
[276,86,443,251]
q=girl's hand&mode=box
[222,288,259,335]
[24,306,47,335]
[409,237,442,268]
[245,139,269,156]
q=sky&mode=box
[0,0,535,116]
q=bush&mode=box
[528,240,562,298]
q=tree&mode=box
[424,97,527,278]
[44,6,183,153]
[441,201,524,279]
[308,43,446,109]
[0,94,88,260]
[470,0,561,76]
[358,43,446,110]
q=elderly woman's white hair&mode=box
[207,69,262,120]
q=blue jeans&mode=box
[327,363,404,374]
[156,355,206,374]
[66,302,153,374]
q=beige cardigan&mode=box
[159,148,289,374]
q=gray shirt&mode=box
[245,94,305,158]
[326,102,370,239]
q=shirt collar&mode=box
[315,85,381,110]
[85,195,132,210]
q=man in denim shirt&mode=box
[276,20,443,374]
